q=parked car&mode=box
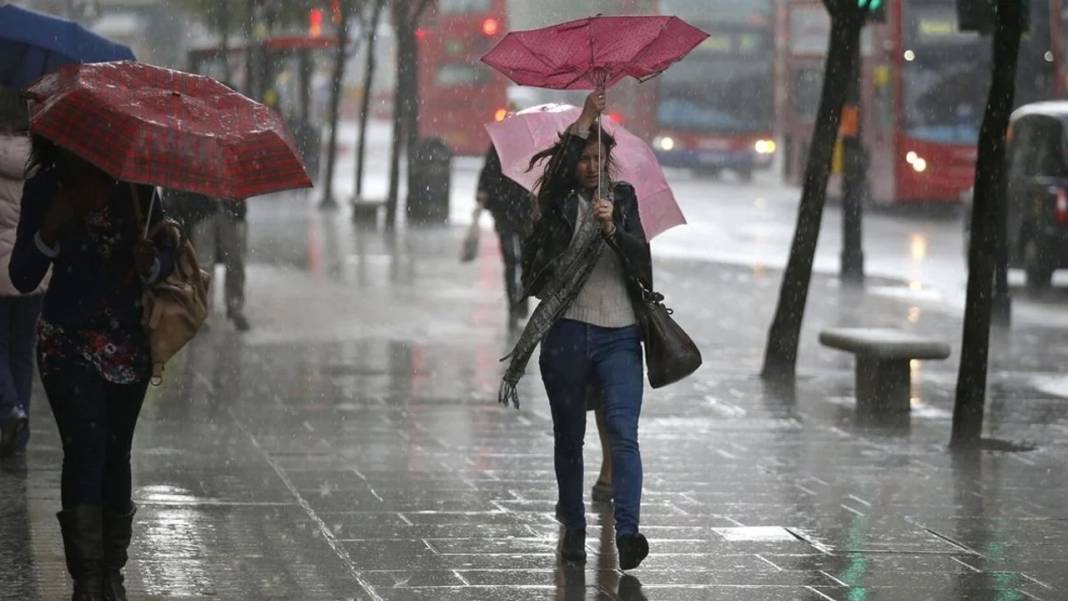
[963,101,1068,289]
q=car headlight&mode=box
[906,150,927,173]
[754,139,777,155]
[654,136,675,151]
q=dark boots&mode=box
[559,528,587,563]
[102,504,136,601]
[616,532,649,570]
[57,504,135,601]
[57,506,105,601]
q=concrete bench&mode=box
[819,328,951,414]
[351,199,385,226]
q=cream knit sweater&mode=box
[563,194,636,328]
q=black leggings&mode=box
[40,357,147,511]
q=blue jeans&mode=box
[0,295,43,435]
[539,319,644,536]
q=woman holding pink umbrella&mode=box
[499,88,652,570]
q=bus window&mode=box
[791,68,823,122]
[873,65,893,133]
[440,0,491,13]
[902,3,987,145]
[435,64,490,87]
[658,36,772,134]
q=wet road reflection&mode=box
[3,194,1068,599]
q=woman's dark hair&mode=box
[527,120,617,214]
[27,135,105,186]
[26,134,59,179]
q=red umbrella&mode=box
[480,15,708,89]
[24,60,311,200]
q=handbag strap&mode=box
[602,230,664,305]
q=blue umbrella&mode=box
[0,4,135,90]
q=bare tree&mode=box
[761,0,872,382]
[320,0,355,209]
[385,0,433,229]
[951,0,1024,449]
[353,0,386,204]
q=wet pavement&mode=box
[4,191,1068,601]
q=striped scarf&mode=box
[498,195,605,409]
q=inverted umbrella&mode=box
[0,4,135,90]
[483,15,707,201]
[25,61,311,200]
[481,15,708,89]
[485,103,685,239]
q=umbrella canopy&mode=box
[25,61,311,200]
[481,15,708,90]
[485,103,685,239]
[0,4,135,90]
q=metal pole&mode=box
[840,31,865,285]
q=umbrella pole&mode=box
[128,182,154,239]
[596,70,607,202]
[143,191,155,239]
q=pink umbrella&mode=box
[485,103,685,240]
[483,15,705,221]
[481,15,708,89]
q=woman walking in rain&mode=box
[499,88,652,570]
[10,137,175,601]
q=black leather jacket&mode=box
[520,132,653,312]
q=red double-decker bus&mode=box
[779,0,1067,205]
[650,0,777,181]
[416,0,510,156]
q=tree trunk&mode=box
[320,0,351,209]
[840,36,865,285]
[403,29,421,206]
[244,0,257,97]
[761,9,865,382]
[385,16,414,229]
[354,0,385,201]
[951,0,1023,449]
[219,2,232,83]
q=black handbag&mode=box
[606,237,702,388]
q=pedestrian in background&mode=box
[499,89,652,570]
[0,89,44,457]
[163,189,250,332]
[11,136,176,601]
[475,142,533,329]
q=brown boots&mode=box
[57,504,135,601]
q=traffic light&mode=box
[858,0,886,23]
[309,8,323,37]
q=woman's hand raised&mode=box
[577,87,606,132]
